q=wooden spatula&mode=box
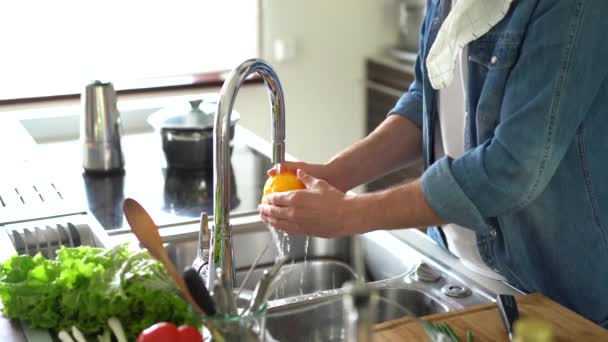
[123,198,204,315]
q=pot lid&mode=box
[147,97,240,130]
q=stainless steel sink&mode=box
[264,288,448,342]
[157,219,495,304]
[164,232,361,301]
[124,217,509,341]
[165,228,358,274]
[165,220,416,272]
[162,221,417,303]
[375,288,448,321]
[264,296,349,342]
[237,260,357,300]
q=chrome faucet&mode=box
[207,59,286,289]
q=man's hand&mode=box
[258,115,430,237]
[259,171,446,238]
[258,169,354,238]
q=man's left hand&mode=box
[258,169,353,238]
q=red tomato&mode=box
[136,322,179,342]
[177,325,203,342]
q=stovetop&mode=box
[1,127,273,231]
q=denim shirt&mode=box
[390,0,608,326]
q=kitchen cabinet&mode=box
[365,55,422,192]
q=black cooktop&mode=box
[35,129,273,231]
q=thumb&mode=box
[267,165,278,177]
[267,161,302,177]
[297,169,316,188]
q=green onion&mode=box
[432,322,459,342]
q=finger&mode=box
[282,161,304,172]
[257,204,293,220]
[260,212,269,223]
[260,212,272,225]
[265,191,289,206]
[296,169,317,188]
[265,190,306,206]
[266,165,277,177]
[267,161,304,176]
[264,215,301,233]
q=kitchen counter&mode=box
[9,126,273,232]
[375,293,608,341]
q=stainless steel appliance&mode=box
[81,81,124,173]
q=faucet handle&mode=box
[197,212,210,258]
[193,212,210,280]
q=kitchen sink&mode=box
[107,216,514,341]
[165,230,360,274]
[162,219,418,302]
[164,230,361,301]
[165,222,419,275]
[264,288,448,342]
[374,288,449,320]
[237,260,358,300]
[156,218,498,306]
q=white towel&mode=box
[426,0,514,90]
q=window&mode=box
[0,0,259,101]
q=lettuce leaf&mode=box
[0,244,199,340]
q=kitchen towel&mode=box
[426,0,514,90]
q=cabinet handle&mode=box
[365,81,405,98]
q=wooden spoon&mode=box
[123,198,204,315]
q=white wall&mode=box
[2,0,399,164]
[241,0,398,162]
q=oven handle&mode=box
[365,80,405,98]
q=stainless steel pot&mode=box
[147,98,239,170]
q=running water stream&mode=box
[299,236,310,293]
[268,225,289,258]
[267,225,311,297]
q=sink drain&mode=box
[441,284,472,298]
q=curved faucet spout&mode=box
[208,59,286,289]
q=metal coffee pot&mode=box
[81,81,124,173]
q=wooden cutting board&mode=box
[373,293,608,341]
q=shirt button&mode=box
[491,56,498,64]
[490,230,497,238]
[433,17,440,25]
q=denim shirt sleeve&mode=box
[387,55,424,128]
[386,0,431,128]
[421,1,608,231]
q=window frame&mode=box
[0,71,262,106]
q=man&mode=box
[258,0,608,327]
